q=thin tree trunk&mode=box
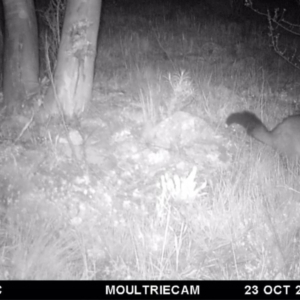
[43,0,102,120]
[2,0,39,114]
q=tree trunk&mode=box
[43,0,102,120]
[2,0,39,114]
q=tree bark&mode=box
[43,0,102,120]
[2,0,39,114]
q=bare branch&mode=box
[246,0,300,70]
[246,0,300,35]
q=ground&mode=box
[1,0,300,279]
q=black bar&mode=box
[0,281,300,299]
